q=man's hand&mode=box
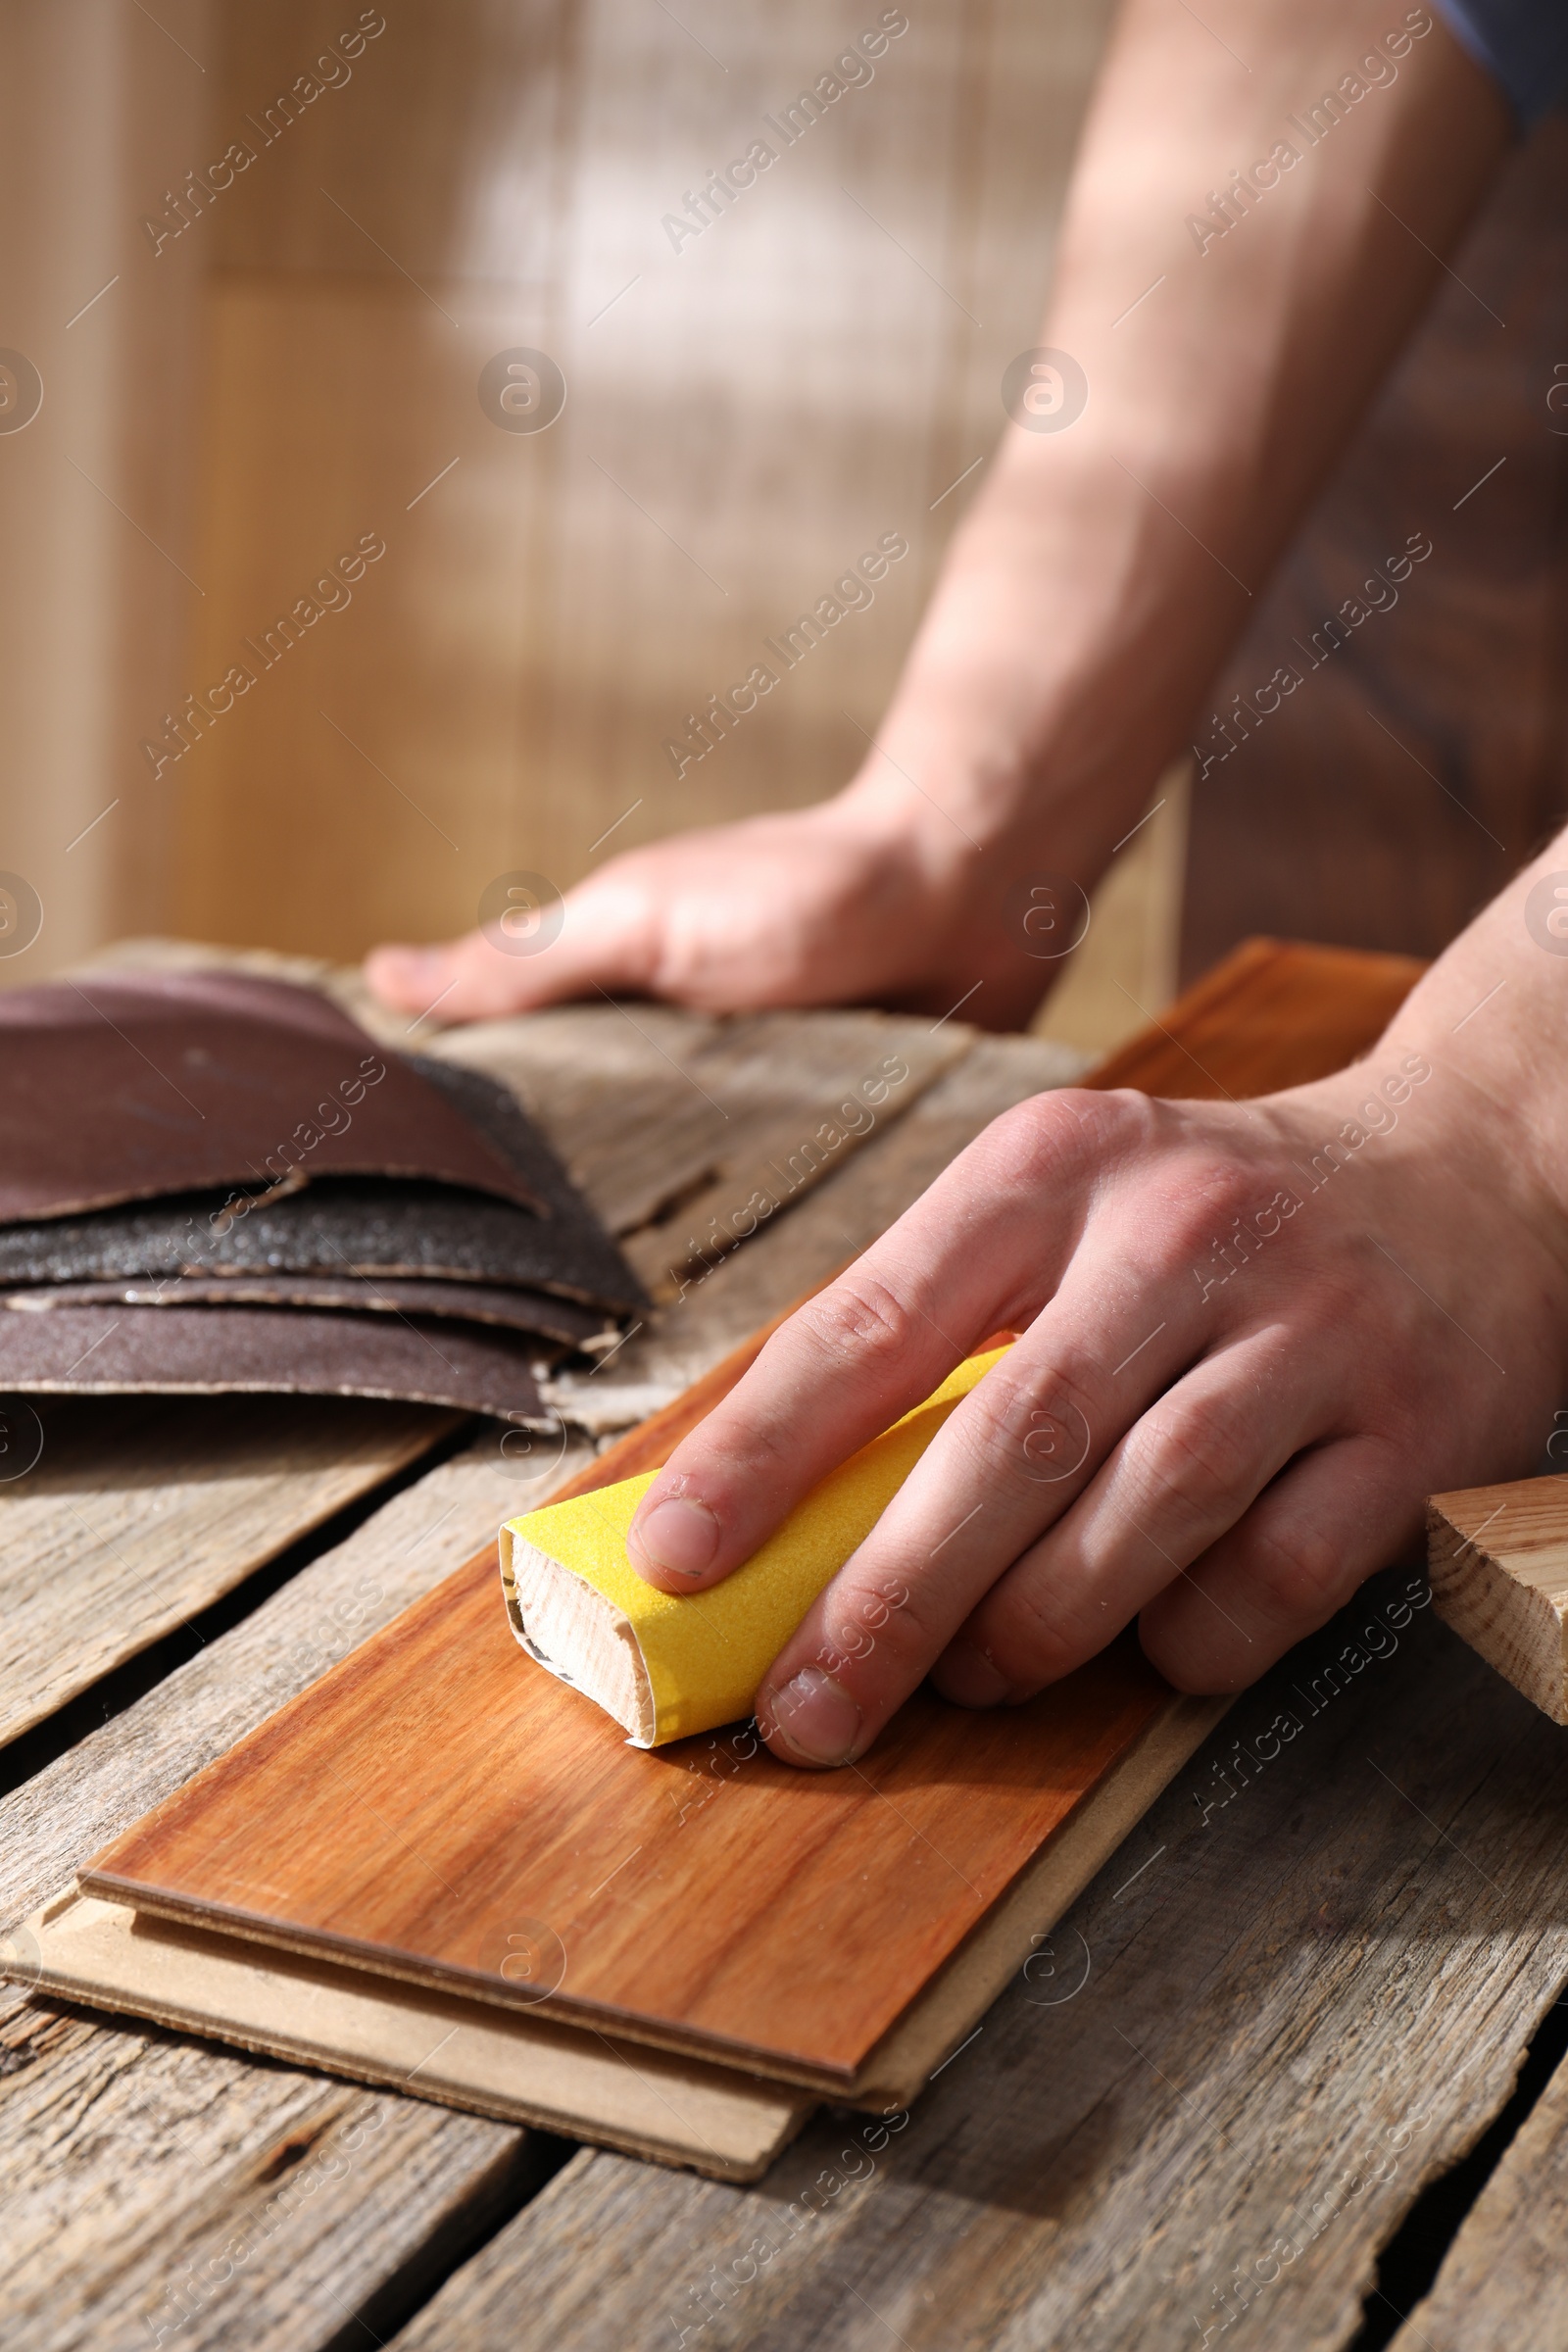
[624,857,1568,1764]
[365,796,1052,1030]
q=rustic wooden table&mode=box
[4,938,1564,2352]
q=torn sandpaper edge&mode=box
[0,1055,647,1316]
[4,1275,615,1348]
[0,1184,640,1312]
[0,1302,554,1422]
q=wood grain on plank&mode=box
[0,2000,540,2352]
[546,1033,1088,1434]
[0,1393,453,1751]
[1387,2036,1568,2352]
[0,1439,598,2352]
[0,1435,593,1939]
[384,1584,1568,2352]
[1429,1475,1568,1723]
[429,1004,970,1295]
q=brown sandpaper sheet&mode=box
[3,1275,612,1347]
[0,1302,552,1421]
[0,970,546,1221]
[0,1050,645,1316]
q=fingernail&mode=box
[938,1639,1011,1708]
[765,1666,862,1766]
[630,1495,719,1578]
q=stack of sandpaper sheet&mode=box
[0,968,645,1420]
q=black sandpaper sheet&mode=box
[0,1304,553,1423]
[0,971,546,1220]
[0,1051,645,1315]
[4,1275,612,1348]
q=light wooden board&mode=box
[382,1576,1568,2352]
[0,1392,452,1751]
[1388,2035,1568,2352]
[14,1688,1223,2167]
[1429,1475,1568,1723]
[19,1892,809,2182]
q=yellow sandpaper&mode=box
[502,1345,1012,1743]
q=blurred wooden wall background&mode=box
[172,0,1125,984]
[0,0,208,977]
[1,1,1562,1048]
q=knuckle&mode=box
[813,1574,939,1684]
[1165,1157,1270,1258]
[971,1576,1082,1689]
[967,1086,1150,1196]
[950,1354,1098,1490]
[1239,1514,1350,1626]
[1128,1391,1254,1516]
[794,1273,922,1372]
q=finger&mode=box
[754,1322,1323,1766]
[929,1330,1335,1707]
[626,1090,1142,1592]
[363,875,661,1022]
[1137,1433,1411,1690]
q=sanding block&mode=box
[499,1344,1011,1743]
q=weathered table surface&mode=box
[5,935,1567,2352]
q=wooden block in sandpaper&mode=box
[1429,1479,1568,1723]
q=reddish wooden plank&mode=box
[83,1557,1165,2084]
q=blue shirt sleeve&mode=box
[1435,0,1568,124]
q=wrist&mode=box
[839,449,1232,888]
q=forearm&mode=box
[850,0,1508,886]
[1370,825,1568,1267]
